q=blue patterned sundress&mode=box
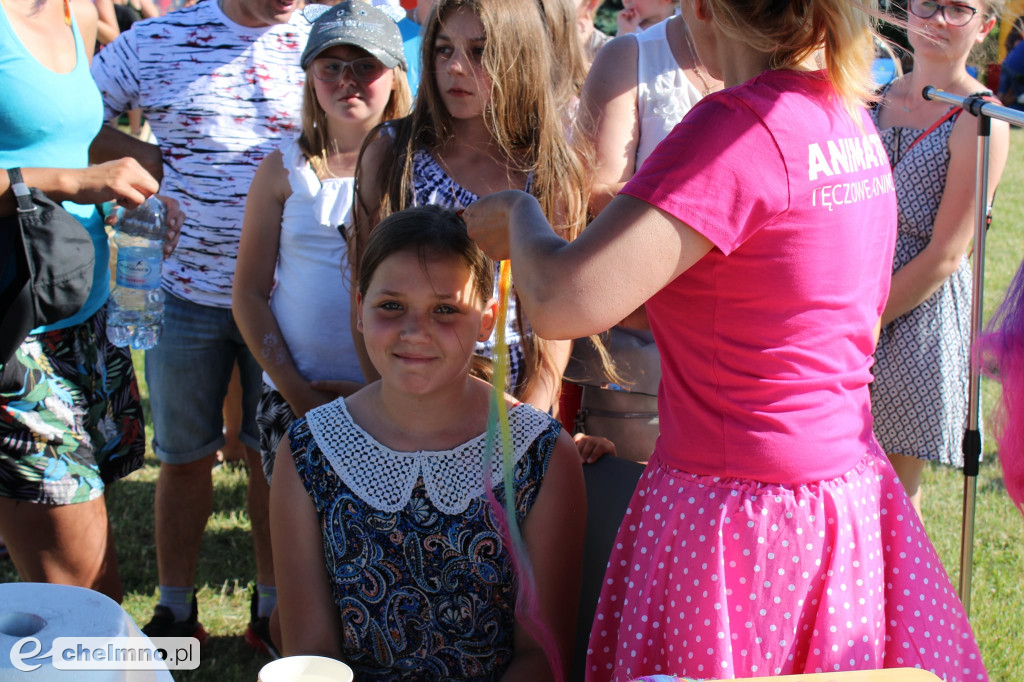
[289,398,560,680]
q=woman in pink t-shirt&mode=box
[464,0,987,680]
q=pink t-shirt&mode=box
[621,69,896,484]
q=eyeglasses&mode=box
[311,57,388,83]
[908,0,979,27]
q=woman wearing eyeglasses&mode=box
[870,0,1009,520]
[233,0,412,485]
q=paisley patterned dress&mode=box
[289,398,559,681]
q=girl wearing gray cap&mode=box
[234,0,411,490]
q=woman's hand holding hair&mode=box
[466,190,711,340]
[462,189,539,262]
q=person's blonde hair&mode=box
[355,0,590,401]
[298,63,412,178]
[402,0,588,238]
[708,0,882,113]
[536,0,589,108]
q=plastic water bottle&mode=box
[107,197,168,350]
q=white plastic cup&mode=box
[257,655,354,682]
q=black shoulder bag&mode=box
[0,167,96,365]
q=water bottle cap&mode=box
[118,196,168,237]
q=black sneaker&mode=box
[142,592,208,644]
[244,587,280,659]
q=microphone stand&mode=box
[921,87,1024,617]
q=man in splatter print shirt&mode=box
[90,0,309,654]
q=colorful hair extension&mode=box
[975,259,1024,517]
[482,260,564,680]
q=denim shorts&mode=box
[144,292,261,464]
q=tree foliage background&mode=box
[596,0,622,36]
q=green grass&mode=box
[4,131,1024,681]
[104,457,266,681]
[926,125,1024,682]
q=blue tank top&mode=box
[0,4,110,331]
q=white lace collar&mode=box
[305,398,553,514]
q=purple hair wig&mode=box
[975,258,1024,518]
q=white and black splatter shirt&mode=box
[91,0,309,308]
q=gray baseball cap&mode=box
[301,1,407,71]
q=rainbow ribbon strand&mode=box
[482,259,562,680]
[488,260,517,519]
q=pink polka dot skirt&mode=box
[585,450,987,681]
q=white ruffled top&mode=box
[635,18,703,167]
[266,136,363,388]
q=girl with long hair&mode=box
[352,0,588,412]
[536,0,589,117]
[465,0,988,678]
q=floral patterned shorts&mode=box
[0,305,145,505]
[256,383,296,485]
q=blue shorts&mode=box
[144,292,261,464]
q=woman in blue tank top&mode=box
[0,0,180,601]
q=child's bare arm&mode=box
[270,439,345,658]
[233,152,336,417]
[502,429,586,681]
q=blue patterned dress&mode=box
[289,398,560,681]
